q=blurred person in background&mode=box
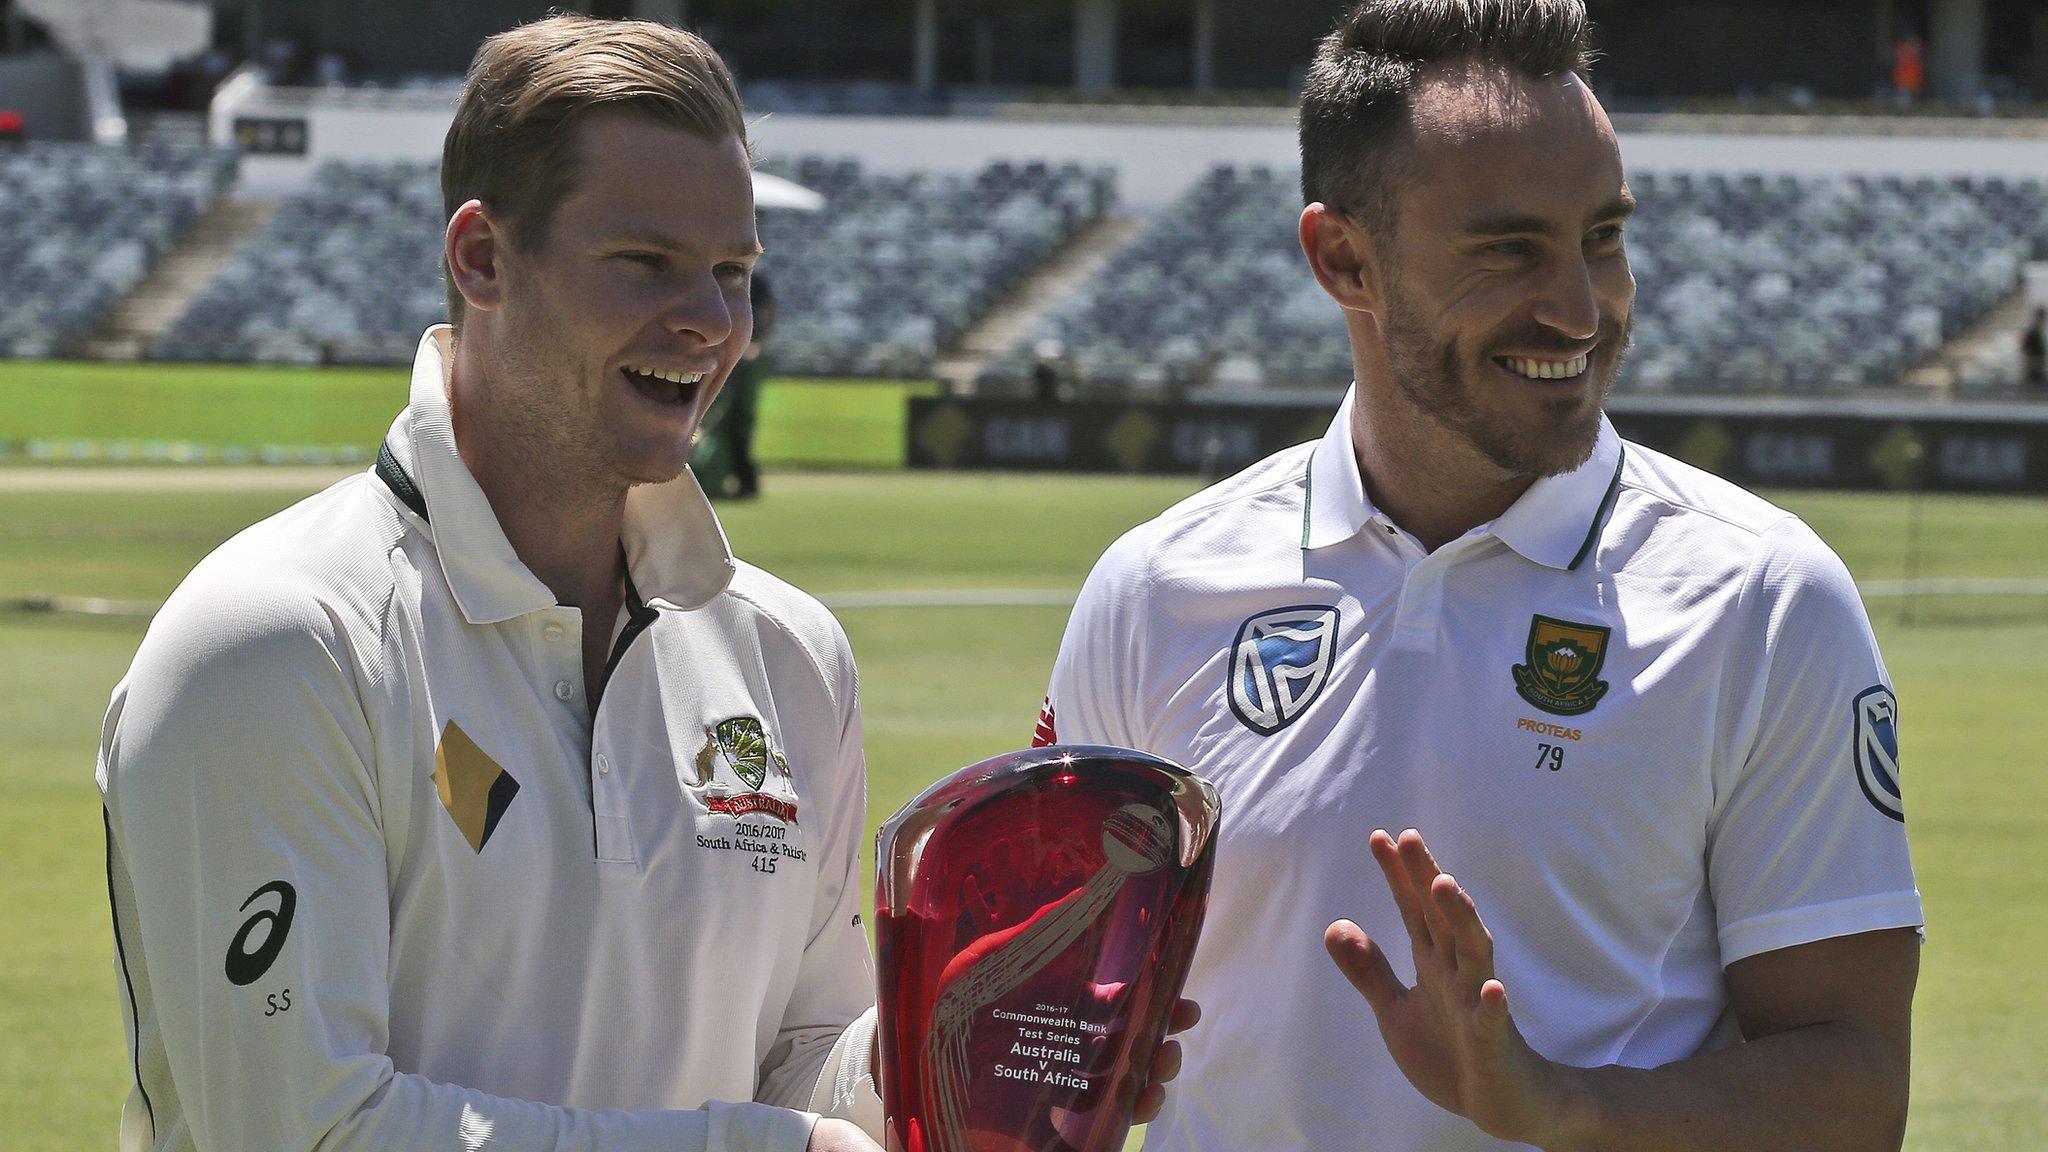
[2023,305,2046,391]
[701,271,774,498]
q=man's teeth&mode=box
[624,365,706,385]
[1501,354,1590,380]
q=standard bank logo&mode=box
[1853,685,1904,822]
[1229,605,1340,735]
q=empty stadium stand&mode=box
[756,156,1114,376]
[1626,171,2048,392]
[0,143,235,358]
[152,159,443,364]
[12,140,2044,399]
[1000,165,2048,395]
[148,155,1112,375]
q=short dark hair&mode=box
[1299,0,1594,231]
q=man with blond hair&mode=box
[100,16,887,1152]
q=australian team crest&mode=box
[694,716,798,823]
[1229,605,1340,735]
[1512,615,1612,716]
[1853,685,1904,822]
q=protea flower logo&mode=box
[1512,615,1613,716]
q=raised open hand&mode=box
[1323,829,1573,1145]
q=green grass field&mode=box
[0,361,2044,1148]
[0,359,935,470]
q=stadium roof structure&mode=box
[195,0,2044,111]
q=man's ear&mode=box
[1299,203,1385,316]
[446,200,506,314]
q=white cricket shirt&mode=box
[99,327,879,1152]
[1042,386,1922,1152]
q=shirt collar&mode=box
[1491,418,1624,571]
[1301,382,1626,571]
[380,326,736,625]
[1301,385,1375,550]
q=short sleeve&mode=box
[1707,518,1923,965]
[1040,523,1157,750]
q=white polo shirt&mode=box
[1041,386,1922,1152]
[99,327,878,1152]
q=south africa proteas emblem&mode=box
[1511,615,1612,716]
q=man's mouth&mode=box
[1494,352,1591,381]
[621,363,708,406]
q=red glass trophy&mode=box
[875,745,1220,1152]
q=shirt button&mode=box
[554,680,574,701]
[596,754,611,776]
[543,623,566,642]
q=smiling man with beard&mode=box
[1036,2,1922,1150]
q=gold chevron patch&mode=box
[432,720,519,853]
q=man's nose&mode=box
[1530,254,1601,343]
[661,274,739,347]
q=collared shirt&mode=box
[100,327,875,1152]
[1042,384,1921,1152]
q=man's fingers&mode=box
[1477,979,1515,1046]
[1424,875,1497,995]
[1449,882,1495,984]
[1166,997,1201,1034]
[1132,1082,1167,1125]
[1480,979,1511,1020]
[1397,828,1444,883]
[807,1118,885,1152]
[1324,919,1406,1018]
[1149,1038,1183,1085]
[1423,873,1464,979]
[1370,829,1433,954]
[1395,829,1447,939]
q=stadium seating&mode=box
[1001,165,1343,394]
[1004,166,2048,394]
[153,159,445,365]
[0,143,236,359]
[155,155,1113,375]
[756,156,1114,375]
[1624,172,2048,392]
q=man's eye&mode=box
[1587,225,1625,246]
[1487,240,1532,257]
[621,253,664,268]
[716,263,751,284]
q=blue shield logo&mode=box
[1853,685,1903,822]
[1229,605,1340,735]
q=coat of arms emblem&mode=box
[696,716,789,792]
[1511,615,1612,716]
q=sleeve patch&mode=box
[1853,685,1904,822]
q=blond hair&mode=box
[441,13,748,322]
